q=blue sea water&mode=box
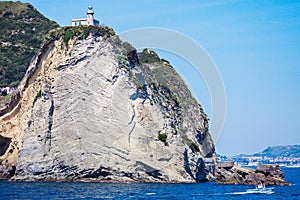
[1,168,299,200]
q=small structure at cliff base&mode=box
[72,6,99,26]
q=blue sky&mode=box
[6,0,300,156]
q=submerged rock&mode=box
[0,26,216,182]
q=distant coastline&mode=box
[218,144,300,167]
[240,164,300,168]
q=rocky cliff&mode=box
[0,26,216,182]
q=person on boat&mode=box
[257,181,266,190]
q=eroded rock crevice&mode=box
[0,135,11,156]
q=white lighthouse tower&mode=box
[86,6,95,26]
[72,6,100,26]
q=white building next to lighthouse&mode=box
[72,6,99,26]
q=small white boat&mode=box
[246,183,274,194]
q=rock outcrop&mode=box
[0,26,216,182]
[215,162,290,185]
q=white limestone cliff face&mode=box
[0,29,216,182]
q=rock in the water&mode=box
[215,162,290,185]
[0,26,216,182]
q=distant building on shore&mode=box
[72,6,99,26]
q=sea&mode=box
[0,168,299,200]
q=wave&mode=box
[226,191,275,195]
[145,193,156,195]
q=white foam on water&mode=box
[145,192,156,195]
[226,191,275,195]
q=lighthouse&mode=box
[72,6,100,26]
[86,6,96,26]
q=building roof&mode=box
[72,18,88,22]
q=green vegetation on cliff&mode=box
[0,1,59,87]
[46,25,116,48]
[158,133,168,145]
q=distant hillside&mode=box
[0,1,59,87]
[218,145,300,165]
[254,145,300,158]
